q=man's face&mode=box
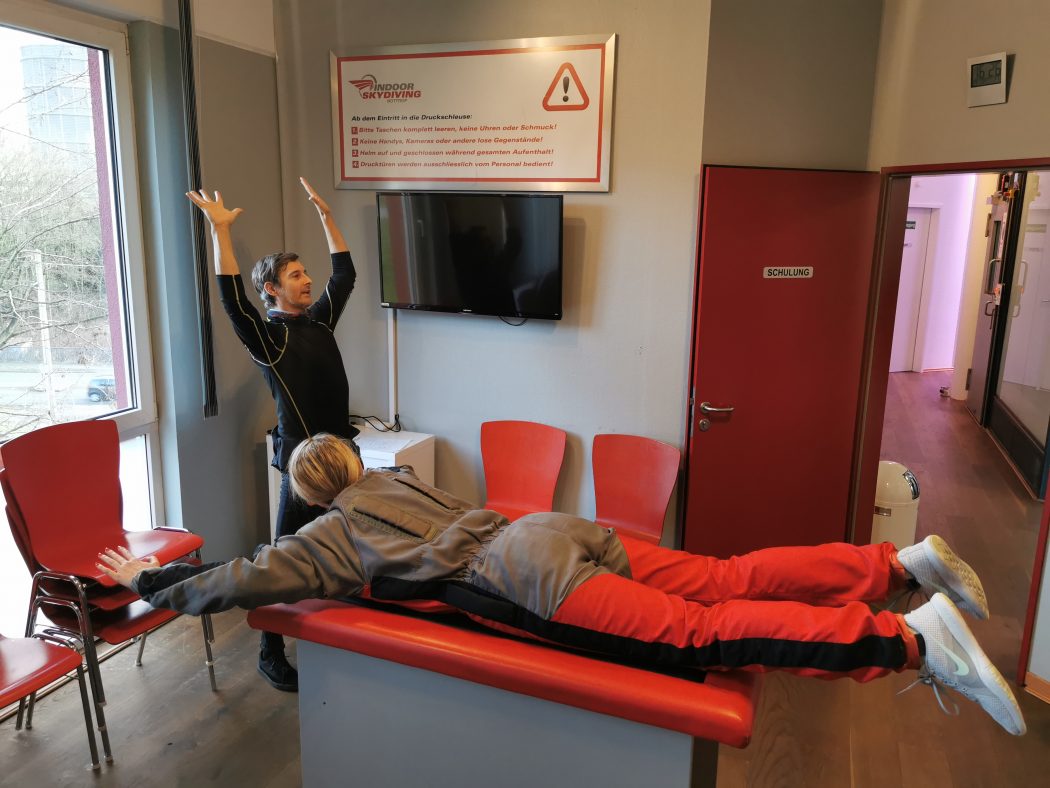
[268,260,313,313]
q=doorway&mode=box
[864,161,1050,686]
[889,207,933,373]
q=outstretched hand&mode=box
[300,177,331,217]
[96,546,159,589]
[186,189,243,228]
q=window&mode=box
[0,1,160,634]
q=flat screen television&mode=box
[376,192,563,320]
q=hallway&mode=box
[880,369,1043,676]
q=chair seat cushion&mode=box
[0,637,82,708]
[41,529,203,587]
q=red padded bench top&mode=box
[247,599,759,747]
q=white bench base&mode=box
[298,639,718,788]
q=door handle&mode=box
[984,301,996,317]
[699,401,735,414]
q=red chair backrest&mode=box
[2,420,124,568]
[1,469,38,574]
[481,420,566,515]
[592,434,680,544]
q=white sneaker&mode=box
[903,593,1025,736]
[898,535,989,619]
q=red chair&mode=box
[592,434,681,544]
[0,419,216,762]
[2,420,204,586]
[1,600,100,771]
[481,420,566,521]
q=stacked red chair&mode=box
[1,419,216,763]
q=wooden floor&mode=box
[0,610,300,788]
[1,369,1047,786]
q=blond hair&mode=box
[288,433,364,505]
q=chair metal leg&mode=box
[135,633,147,666]
[75,665,101,770]
[65,582,114,762]
[15,697,27,730]
[20,692,38,729]
[200,614,218,691]
[82,643,113,763]
[190,549,219,690]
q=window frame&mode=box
[0,0,163,518]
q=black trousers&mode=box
[260,471,327,657]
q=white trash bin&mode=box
[872,461,919,549]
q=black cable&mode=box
[498,315,528,326]
[350,413,402,432]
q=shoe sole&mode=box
[924,535,989,619]
[931,593,1025,735]
[257,664,298,693]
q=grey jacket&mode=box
[134,467,630,621]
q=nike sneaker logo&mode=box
[945,646,970,677]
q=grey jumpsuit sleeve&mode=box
[131,510,368,616]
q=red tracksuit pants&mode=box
[547,536,922,682]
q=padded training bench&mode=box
[247,599,760,788]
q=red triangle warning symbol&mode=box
[543,62,590,111]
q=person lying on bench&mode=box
[97,434,1026,736]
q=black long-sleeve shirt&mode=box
[216,251,359,471]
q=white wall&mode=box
[49,0,276,54]
[869,0,1050,169]
[273,0,711,524]
[907,174,976,370]
[951,173,1000,398]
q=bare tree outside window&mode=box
[0,27,131,441]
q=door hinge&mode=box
[965,368,972,390]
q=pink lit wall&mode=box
[907,174,977,371]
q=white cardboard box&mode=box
[354,422,436,486]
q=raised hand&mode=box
[300,177,332,217]
[96,546,160,589]
[186,189,243,228]
[300,176,348,253]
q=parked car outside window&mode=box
[87,376,116,402]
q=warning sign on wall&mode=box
[331,34,616,191]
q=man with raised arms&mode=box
[186,178,360,692]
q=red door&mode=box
[683,166,881,558]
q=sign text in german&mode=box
[331,35,616,191]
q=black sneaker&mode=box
[258,651,298,692]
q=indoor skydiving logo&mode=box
[349,74,422,101]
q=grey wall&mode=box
[701,0,882,170]
[196,37,286,552]
[868,0,1050,168]
[273,0,711,534]
[129,22,283,558]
